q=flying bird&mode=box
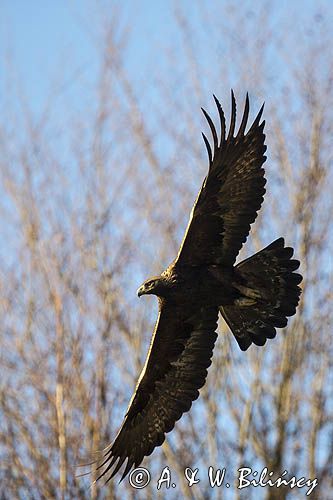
[94,92,302,483]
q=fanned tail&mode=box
[220,238,302,351]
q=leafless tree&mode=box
[0,2,332,499]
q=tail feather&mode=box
[220,238,302,351]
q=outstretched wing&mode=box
[176,91,267,267]
[95,303,218,482]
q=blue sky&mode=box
[1,0,332,117]
[0,1,176,114]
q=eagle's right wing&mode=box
[95,302,218,482]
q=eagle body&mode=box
[144,263,239,306]
[94,92,302,483]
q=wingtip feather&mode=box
[237,92,250,137]
[227,89,237,140]
[201,106,218,150]
[202,132,212,165]
[213,94,226,145]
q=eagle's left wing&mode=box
[176,92,267,267]
[95,302,218,482]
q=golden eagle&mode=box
[95,92,302,482]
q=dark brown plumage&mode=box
[93,91,302,483]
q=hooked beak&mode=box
[137,286,145,297]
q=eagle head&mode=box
[137,277,164,297]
